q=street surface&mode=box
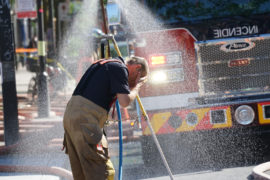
[0,65,264,180]
[108,138,256,180]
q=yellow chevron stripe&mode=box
[176,108,210,132]
[144,112,171,135]
[143,107,232,135]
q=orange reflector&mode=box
[16,48,37,53]
[150,56,166,65]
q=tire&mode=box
[140,135,171,170]
[140,133,213,172]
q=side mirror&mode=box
[107,2,121,25]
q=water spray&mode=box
[99,1,173,179]
[99,1,124,179]
[92,27,124,180]
[135,96,174,180]
[107,31,174,180]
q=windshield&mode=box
[145,0,270,24]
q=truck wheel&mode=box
[140,136,163,168]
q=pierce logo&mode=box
[221,41,255,52]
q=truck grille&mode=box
[196,34,270,95]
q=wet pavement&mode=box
[0,65,265,180]
[0,65,72,179]
[141,167,255,180]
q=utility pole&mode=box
[48,0,56,57]
[37,0,50,117]
[0,0,19,145]
[100,0,110,58]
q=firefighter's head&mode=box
[126,56,149,88]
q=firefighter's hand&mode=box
[138,76,147,83]
[134,71,146,88]
[130,71,147,90]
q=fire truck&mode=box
[118,0,270,169]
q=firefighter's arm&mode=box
[117,83,141,107]
[117,70,145,107]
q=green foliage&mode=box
[145,0,270,22]
[10,0,15,7]
[109,17,119,23]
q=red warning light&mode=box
[150,55,166,65]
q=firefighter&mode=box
[63,56,149,180]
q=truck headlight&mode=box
[234,105,254,125]
[150,71,167,84]
[150,68,184,84]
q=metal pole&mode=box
[48,0,56,57]
[0,0,19,145]
[37,0,50,117]
[100,0,111,58]
[28,19,32,41]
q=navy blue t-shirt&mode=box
[73,59,130,112]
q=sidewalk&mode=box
[0,66,136,180]
[0,66,73,179]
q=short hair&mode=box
[126,56,149,78]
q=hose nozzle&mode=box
[92,28,113,40]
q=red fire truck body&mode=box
[132,1,270,168]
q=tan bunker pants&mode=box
[63,95,115,180]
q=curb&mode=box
[0,142,19,155]
[0,165,73,180]
[252,162,270,180]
